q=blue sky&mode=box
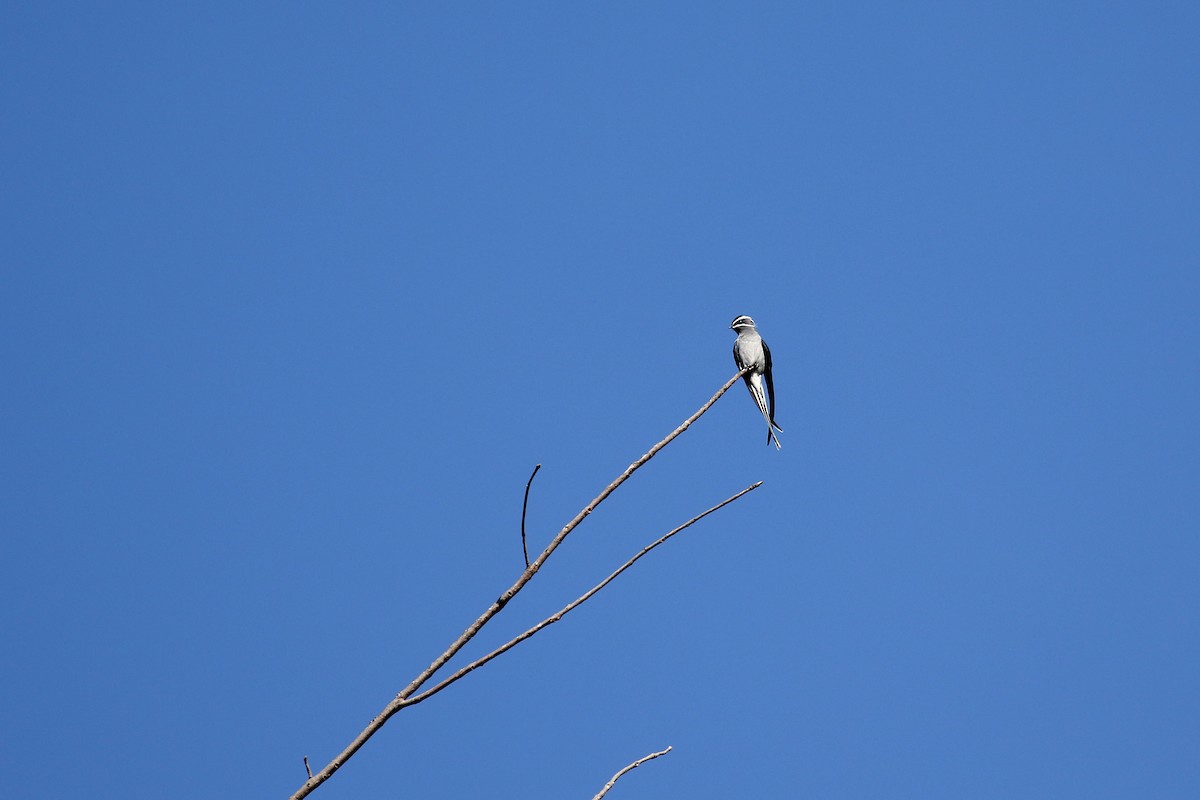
[3,2,1198,798]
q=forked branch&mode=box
[404,481,761,707]
[289,370,752,799]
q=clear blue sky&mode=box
[3,3,1198,798]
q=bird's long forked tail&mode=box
[766,422,782,450]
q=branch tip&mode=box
[592,746,673,800]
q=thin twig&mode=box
[521,463,541,568]
[593,746,673,800]
[303,757,311,779]
[403,482,762,707]
[289,370,749,800]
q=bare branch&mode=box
[404,481,762,707]
[521,463,541,568]
[303,757,311,779]
[289,371,749,799]
[593,747,673,800]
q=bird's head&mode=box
[730,315,757,332]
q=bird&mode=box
[730,315,783,449]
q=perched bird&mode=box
[730,315,783,449]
